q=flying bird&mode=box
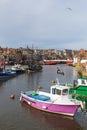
[66,8,72,11]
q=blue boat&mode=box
[0,69,16,81]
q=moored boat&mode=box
[44,60,58,65]
[0,69,16,81]
[62,77,87,109]
[66,61,73,66]
[20,79,81,117]
[28,46,43,72]
[66,77,87,97]
[11,64,26,74]
[70,78,87,102]
[28,65,43,72]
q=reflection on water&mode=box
[21,102,82,130]
[27,71,43,91]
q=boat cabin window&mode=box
[52,88,61,95]
[52,88,56,94]
[62,89,68,95]
[56,89,61,95]
[81,80,85,84]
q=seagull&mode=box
[66,7,72,11]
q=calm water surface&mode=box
[0,64,87,130]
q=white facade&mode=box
[73,57,78,64]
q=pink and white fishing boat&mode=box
[20,79,81,117]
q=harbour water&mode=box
[0,64,87,130]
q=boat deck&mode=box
[27,93,50,101]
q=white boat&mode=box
[20,79,82,117]
[11,64,25,74]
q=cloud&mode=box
[0,0,87,49]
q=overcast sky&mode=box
[0,0,87,50]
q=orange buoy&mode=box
[10,94,15,99]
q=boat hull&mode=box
[20,93,79,117]
[11,64,26,74]
[28,65,43,72]
[0,72,16,81]
[44,60,58,65]
[12,69,25,74]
